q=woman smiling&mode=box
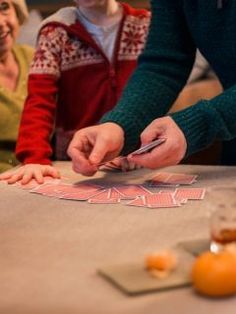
[0,0,34,172]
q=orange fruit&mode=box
[191,250,236,297]
[145,250,177,271]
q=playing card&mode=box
[88,188,121,203]
[145,193,180,208]
[165,173,198,185]
[99,162,121,171]
[148,181,179,188]
[114,185,152,199]
[60,190,105,201]
[109,187,124,199]
[126,196,146,207]
[174,188,206,202]
[88,198,120,204]
[131,138,166,155]
[30,183,66,197]
[31,182,103,198]
[151,172,197,185]
[159,189,176,194]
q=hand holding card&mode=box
[98,138,166,171]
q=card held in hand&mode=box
[131,138,166,156]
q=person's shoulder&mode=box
[13,44,35,62]
[121,2,151,19]
[40,6,77,30]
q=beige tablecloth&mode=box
[0,163,235,314]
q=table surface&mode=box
[0,163,236,314]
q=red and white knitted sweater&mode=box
[16,3,150,164]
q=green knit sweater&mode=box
[0,44,34,173]
[101,0,236,165]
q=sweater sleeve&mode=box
[16,74,58,165]
[101,0,196,154]
[170,84,236,156]
[16,25,62,165]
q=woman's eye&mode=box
[0,2,10,13]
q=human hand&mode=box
[128,116,187,169]
[67,123,125,176]
[0,164,61,185]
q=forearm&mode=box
[171,84,236,156]
[16,74,58,164]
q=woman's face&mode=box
[0,0,20,58]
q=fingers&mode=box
[89,124,125,164]
[0,164,61,185]
[68,123,125,176]
[67,129,99,175]
[140,118,164,144]
[67,134,87,165]
[70,149,97,175]
[49,167,61,179]
[128,117,187,169]
[20,172,39,185]
[117,158,140,172]
[128,140,178,169]
[72,160,98,177]
[120,159,133,172]
[7,171,25,184]
[1,166,26,184]
[89,138,110,165]
[0,170,16,180]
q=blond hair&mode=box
[12,0,29,25]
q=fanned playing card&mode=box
[126,196,146,207]
[15,177,61,190]
[114,185,152,199]
[150,172,197,186]
[144,193,180,208]
[88,198,120,204]
[174,188,206,202]
[31,183,103,199]
[88,188,121,203]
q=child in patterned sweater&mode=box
[0,0,150,183]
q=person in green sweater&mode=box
[0,0,34,173]
[64,0,236,176]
